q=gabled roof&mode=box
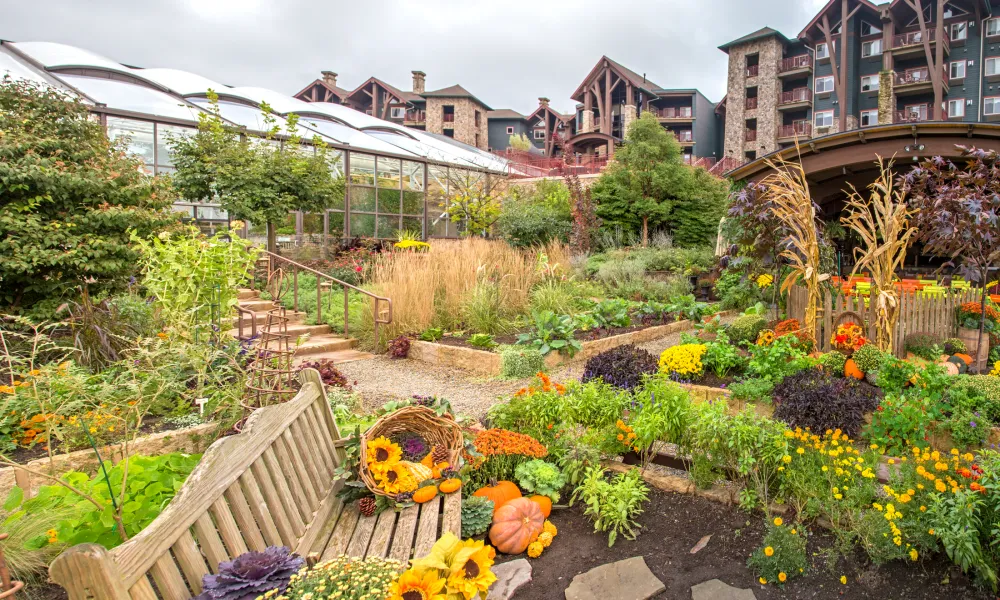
[487,109,526,121]
[347,76,422,105]
[799,0,882,40]
[525,103,575,126]
[718,27,792,53]
[420,84,492,110]
[715,94,727,116]
[293,79,350,103]
[570,56,660,102]
[887,0,988,17]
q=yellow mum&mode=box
[527,541,544,558]
[543,520,558,537]
[537,531,554,548]
[658,344,707,378]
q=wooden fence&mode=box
[787,286,980,356]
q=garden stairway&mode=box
[232,289,372,365]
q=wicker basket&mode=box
[360,405,464,499]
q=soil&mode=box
[24,583,67,600]
[502,486,992,600]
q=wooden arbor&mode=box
[49,370,461,600]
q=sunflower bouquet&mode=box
[831,322,866,354]
[388,533,498,600]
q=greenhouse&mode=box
[0,40,510,242]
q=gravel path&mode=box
[337,315,737,419]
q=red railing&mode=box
[675,131,694,143]
[497,151,610,179]
[405,109,426,122]
[894,108,929,123]
[778,123,812,138]
[779,54,812,72]
[779,88,811,105]
[709,156,748,176]
[893,66,946,86]
[746,64,759,78]
[745,129,758,142]
[443,113,455,123]
[656,106,693,119]
[892,28,945,49]
[745,96,758,110]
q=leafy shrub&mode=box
[852,344,886,373]
[875,357,917,395]
[950,375,1000,423]
[277,555,403,600]
[592,299,632,328]
[387,335,410,359]
[581,345,658,390]
[947,408,989,448]
[772,370,881,436]
[943,337,967,355]
[701,334,745,378]
[728,378,774,404]
[658,344,706,380]
[468,333,497,350]
[665,294,711,322]
[714,269,764,311]
[517,311,581,357]
[745,335,810,383]
[199,546,304,599]
[296,359,351,389]
[819,351,847,376]
[419,327,443,342]
[747,522,808,586]
[564,380,631,429]
[496,197,572,248]
[864,394,933,455]
[595,257,647,290]
[727,314,768,345]
[498,345,546,379]
[571,466,649,547]
[515,459,567,502]
[461,496,495,538]
[904,332,942,361]
[629,377,691,456]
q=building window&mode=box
[861,21,882,36]
[948,99,966,118]
[951,22,968,41]
[861,75,880,92]
[987,57,1000,76]
[815,76,835,93]
[860,109,879,126]
[506,126,514,134]
[816,42,835,59]
[390,107,406,119]
[533,129,545,140]
[905,104,928,120]
[985,97,1000,116]
[475,111,481,127]
[815,111,834,128]
[987,17,1000,37]
[862,40,882,57]
[950,60,967,79]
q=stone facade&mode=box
[722,37,783,161]
[622,104,637,133]
[425,97,490,150]
[581,110,594,133]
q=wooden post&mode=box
[50,544,130,600]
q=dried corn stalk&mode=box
[759,154,828,347]
[841,157,916,352]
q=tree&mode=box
[566,173,599,254]
[591,112,725,246]
[0,76,174,311]
[169,91,343,253]
[901,146,1000,368]
[508,133,532,152]
[445,170,509,237]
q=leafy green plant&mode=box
[947,408,989,449]
[864,394,933,455]
[591,299,632,329]
[468,333,497,350]
[517,311,582,357]
[927,486,999,591]
[745,335,810,383]
[876,357,917,395]
[515,459,567,502]
[419,327,444,342]
[728,378,774,404]
[747,522,808,586]
[461,496,495,538]
[497,345,546,379]
[571,466,649,547]
[666,294,711,323]
[701,333,744,378]
[727,314,767,345]
[629,377,690,466]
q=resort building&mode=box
[719,0,1000,167]
[0,40,508,242]
[294,71,492,150]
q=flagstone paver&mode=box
[563,556,665,600]
[487,559,532,600]
[690,579,757,600]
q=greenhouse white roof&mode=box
[2,40,507,174]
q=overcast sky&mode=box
[4,0,829,115]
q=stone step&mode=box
[223,310,307,331]
[227,322,331,341]
[293,349,373,366]
[293,335,357,356]
[237,288,259,300]
[239,299,279,312]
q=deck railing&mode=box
[442,113,455,123]
[657,106,693,119]
[778,122,812,138]
[892,28,944,49]
[745,96,758,110]
[779,88,811,105]
[894,109,929,123]
[778,54,812,72]
[746,64,759,78]
[405,109,426,122]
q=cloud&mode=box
[3,0,825,115]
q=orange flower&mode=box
[469,429,548,460]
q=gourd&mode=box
[403,461,433,483]
[489,497,545,554]
[954,353,973,366]
[528,495,552,518]
[844,359,864,380]
[413,485,439,504]
[473,481,522,515]
[440,478,462,494]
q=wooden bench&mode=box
[49,369,460,599]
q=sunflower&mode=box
[388,567,447,600]
[447,541,497,599]
[756,329,776,346]
[377,462,417,495]
[367,436,403,476]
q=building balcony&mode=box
[893,66,948,96]
[674,131,694,146]
[654,107,694,122]
[404,110,426,125]
[746,64,759,79]
[745,96,758,110]
[894,109,930,124]
[777,54,813,78]
[745,129,758,142]
[442,113,455,124]
[778,88,812,111]
[777,122,812,142]
[890,29,949,58]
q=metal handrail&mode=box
[256,250,392,343]
[235,305,257,340]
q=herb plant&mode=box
[905,332,943,361]
[745,335,810,383]
[571,466,649,547]
[468,333,497,350]
[517,311,582,357]
[515,459,567,502]
[728,378,774,404]
[498,345,545,379]
[701,332,744,378]
[864,393,933,455]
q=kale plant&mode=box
[196,546,303,600]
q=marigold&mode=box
[527,541,544,558]
[764,546,774,557]
[778,572,787,582]
[840,575,847,585]
[537,531,554,548]
[773,517,782,527]
[543,520,557,537]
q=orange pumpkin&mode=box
[439,478,462,494]
[489,497,545,554]
[844,359,864,380]
[954,353,973,366]
[413,485,438,504]
[528,495,552,518]
[473,481,522,515]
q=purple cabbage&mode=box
[196,546,304,600]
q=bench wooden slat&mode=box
[288,421,325,493]
[413,497,441,559]
[305,402,337,476]
[249,459,297,546]
[259,450,306,539]
[345,513,378,558]
[365,509,397,559]
[128,576,157,600]
[322,504,360,560]
[442,491,462,537]
[239,471,282,547]
[192,513,229,571]
[281,428,323,507]
[148,554,190,600]
[223,483,266,552]
[299,483,344,557]
[388,505,420,562]
[273,433,316,516]
[171,530,210,594]
[210,497,249,558]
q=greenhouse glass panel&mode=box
[350,153,376,186]
[350,186,376,212]
[427,201,449,238]
[328,211,346,238]
[61,75,204,121]
[107,117,155,167]
[402,216,423,238]
[377,215,401,239]
[376,157,401,189]
[378,188,401,214]
[328,149,345,178]
[402,190,423,215]
[156,124,193,168]
[350,213,375,238]
[402,161,424,191]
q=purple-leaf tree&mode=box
[900,146,1000,369]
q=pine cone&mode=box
[432,446,449,465]
[358,496,377,517]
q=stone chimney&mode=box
[412,71,426,94]
[539,97,550,107]
[321,71,338,87]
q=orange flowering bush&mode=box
[774,319,802,337]
[514,372,566,397]
[466,428,548,491]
